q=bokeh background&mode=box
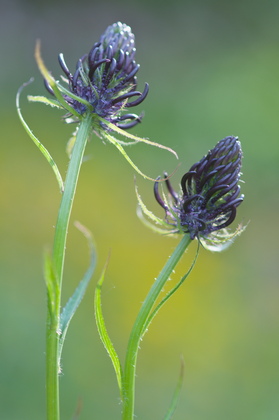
[1,0,278,419]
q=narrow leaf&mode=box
[99,117,178,160]
[27,95,63,108]
[59,222,97,359]
[94,255,123,397]
[142,242,199,337]
[16,79,64,192]
[163,357,185,420]
[104,132,158,181]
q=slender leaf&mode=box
[94,255,123,397]
[163,357,185,420]
[104,132,158,181]
[16,79,64,192]
[59,222,97,359]
[142,242,200,337]
[99,117,178,160]
[27,95,63,108]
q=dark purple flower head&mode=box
[153,136,244,247]
[45,22,149,129]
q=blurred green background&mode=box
[1,0,278,419]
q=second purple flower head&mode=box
[138,136,245,251]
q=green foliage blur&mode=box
[1,0,278,419]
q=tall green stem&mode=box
[122,234,192,420]
[46,113,92,420]
[52,113,93,285]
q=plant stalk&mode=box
[122,234,192,420]
[52,114,93,285]
[46,113,92,420]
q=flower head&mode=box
[29,22,177,179]
[138,136,245,251]
[44,22,148,129]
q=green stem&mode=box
[52,113,92,284]
[122,234,192,420]
[46,113,92,420]
[46,308,60,420]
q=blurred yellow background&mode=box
[1,0,278,419]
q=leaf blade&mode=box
[27,95,63,108]
[99,117,178,160]
[16,79,64,192]
[143,242,199,337]
[104,132,159,181]
[94,255,123,397]
[59,222,97,359]
[163,357,185,420]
